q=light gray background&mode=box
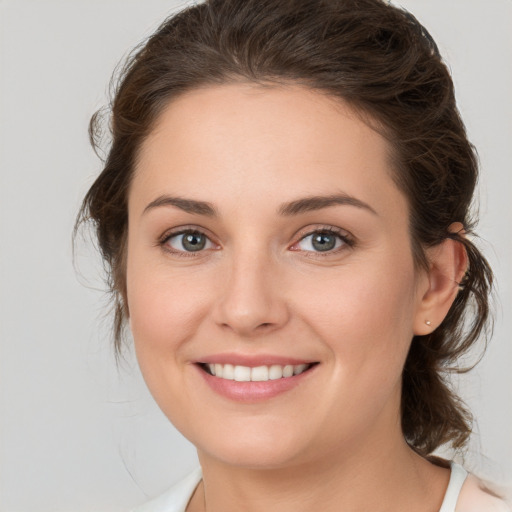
[1,0,511,510]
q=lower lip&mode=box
[195,364,317,402]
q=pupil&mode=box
[312,233,336,251]
[183,233,206,251]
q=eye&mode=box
[292,228,351,253]
[164,230,215,253]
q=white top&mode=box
[133,467,203,512]
[132,462,508,512]
[440,462,468,512]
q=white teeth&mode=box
[205,363,312,381]
[293,364,307,375]
[234,365,251,382]
[269,365,283,380]
[283,365,294,377]
[251,366,269,381]
[222,364,235,380]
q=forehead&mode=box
[131,83,405,220]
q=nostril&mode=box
[257,322,274,330]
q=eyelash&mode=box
[292,226,355,257]
[158,225,355,258]
[158,227,217,258]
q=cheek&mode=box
[296,256,418,369]
[124,235,215,387]
[292,257,419,431]
[127,269,211,352]
[125,255,216,430]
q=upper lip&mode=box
[195,353,317,367]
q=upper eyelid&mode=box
[295,225,352,242]
[160,224,350,241]
[160,228,217,256]
[293,228,353,250]
[159,225,216,243]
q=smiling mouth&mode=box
[198,362,318,382]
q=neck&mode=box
[191,425,449,512]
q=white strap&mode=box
[131,467,202,512]
[439,462,468,512]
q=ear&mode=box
[413,222,468,335]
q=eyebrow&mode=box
[278,193,377,216]
[143,195,218,216]
[142,193,377,217]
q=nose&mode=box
[212,247,290,337]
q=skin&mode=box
[126,83,467,512]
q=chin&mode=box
[201,444,303,470]
[191,422,313,470]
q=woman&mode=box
[77,0,509,510]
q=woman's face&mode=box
[126,83,430,469]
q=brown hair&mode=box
[76,0,493,456]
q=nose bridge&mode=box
[214,240,288,336]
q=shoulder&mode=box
[131,468,202,512]
[456,473,511,512]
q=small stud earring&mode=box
[425,320,432,326]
